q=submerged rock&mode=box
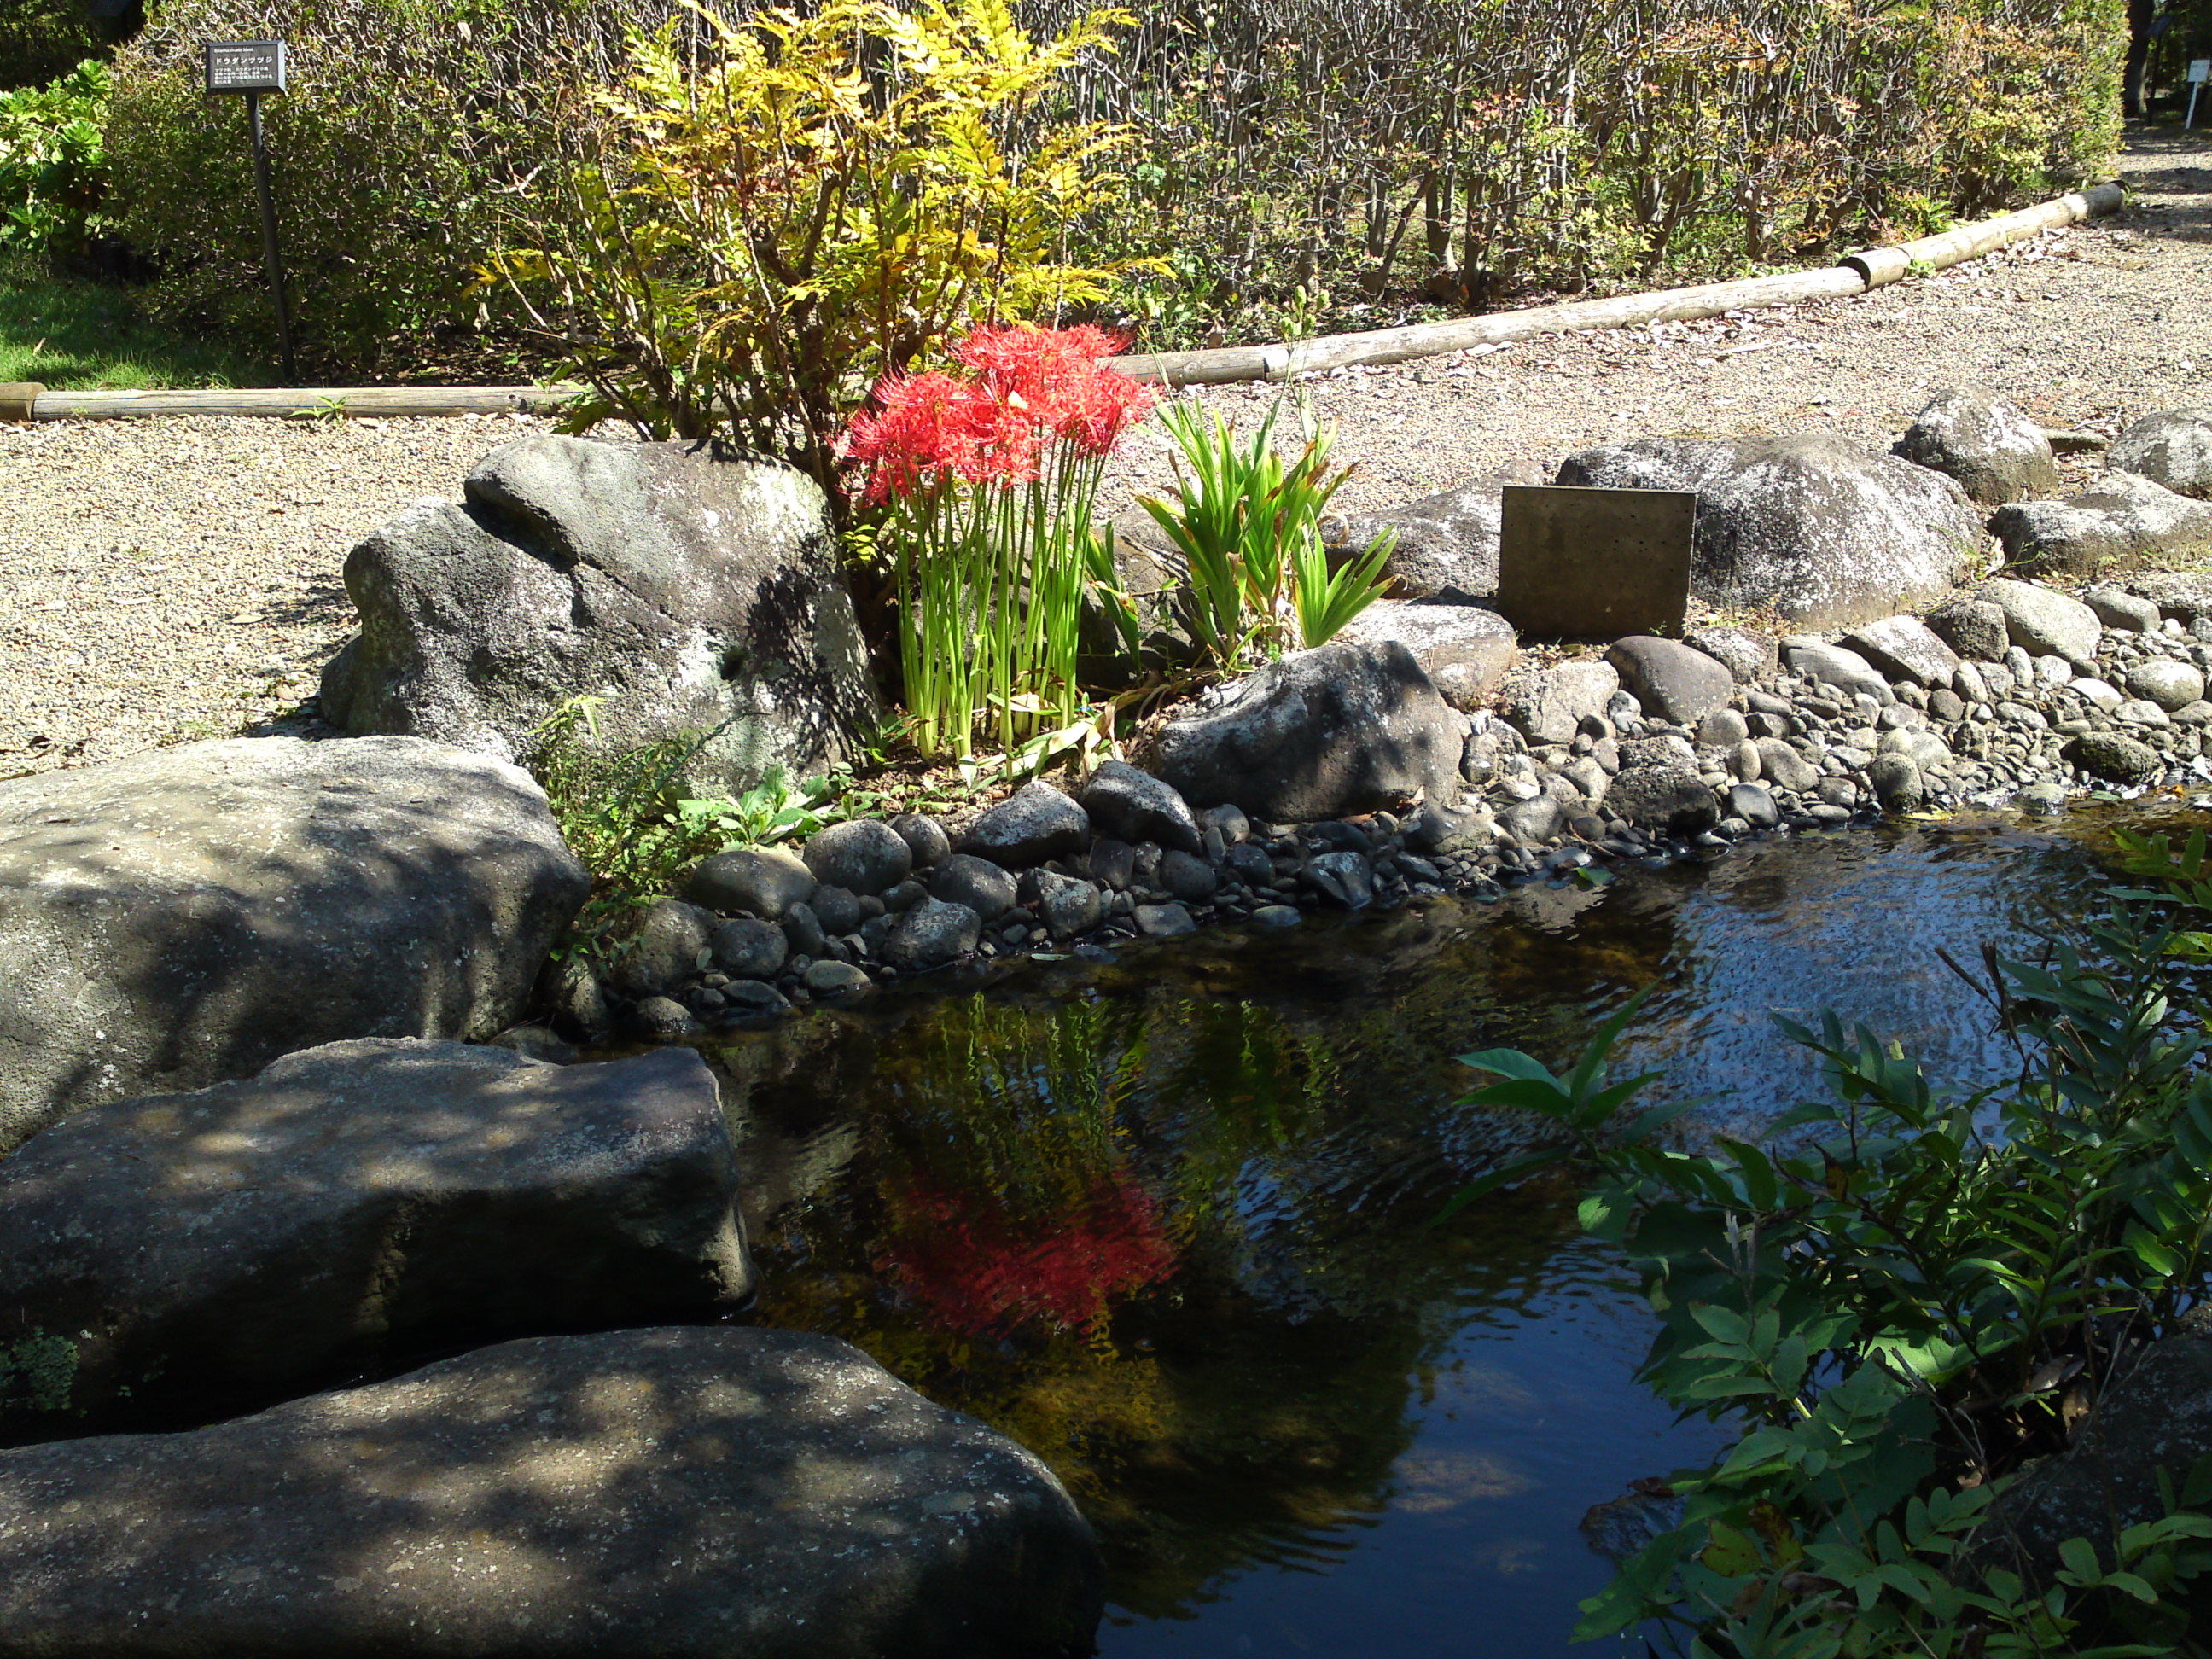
[0,1328,1104,1659]
[0,737,587,1155]
[0,1041,748,1437]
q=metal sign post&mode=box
[204,40,297,381]
[2189,60,2209,132]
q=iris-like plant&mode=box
[1138,396,1394,669]
[842,323,1153,760]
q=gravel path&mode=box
[4,131,2209,781]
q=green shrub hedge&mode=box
[102,0,678,373]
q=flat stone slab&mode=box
[0,737,588,1154]
[0,1327,1105,1659]
[0,1040,749,1438]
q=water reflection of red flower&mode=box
[879,1172,1180,1340]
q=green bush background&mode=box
[51,0,2137,375]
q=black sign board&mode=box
[204,40,287,95]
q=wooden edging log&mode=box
[3,181,2123,420]
[1114,179,2127,387]
[14,383,586,423]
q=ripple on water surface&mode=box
[692,813,2153,1658]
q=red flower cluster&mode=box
[877,1171,1180,1341]
[841,324,1155,505]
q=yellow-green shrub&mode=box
[485,0,1149,517]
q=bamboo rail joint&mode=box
[1110,181,2126,386]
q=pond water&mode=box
[700,811,2168,1658]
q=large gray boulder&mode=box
[0,737,587,1154]
[1555,435,1984,627]
[1988,470,2212,575]
[1151,640,1463,822]
[0,1327,1104,1658]
[1977,579,2104,667]
[2108,405,2212,499]
[1318,461,1550,600]
[0,1041,748,1437]
[1335,600,1520,711]
[1604,636,1733,725]
[1894,387,2058,505]
[319,434,880,792]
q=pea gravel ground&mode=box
[4,131,2209,781]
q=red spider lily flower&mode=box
[953,324,1155,459]
[842,327,1150,504]
[841,370,992,504]
[877,1171,1180,1340]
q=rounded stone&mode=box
[610,899,717,999]
[2065,730,2162,784]
[959,783,1091,867]
[709,917,787,981]
[1754,738,1820,794]
[888,812,952,869]
[1033,872,1105,939]
[931,853,1019,922]
[1866,754,1924,812]
[779,903,829,961]
[685,846,816,920]
[1604,765,1720,835]
[801,959,874,999]
[883,896,982,971]
[631,995,700,1040]
[802,819,912,897]
[2126,659,2207,713]
[809,884,865,935]
[1157,849,1220,903]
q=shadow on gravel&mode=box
[2120,126,2212,246]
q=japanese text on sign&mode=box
[204,40,287,94]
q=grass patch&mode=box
[0,256,268,388]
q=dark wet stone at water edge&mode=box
[0,1042,748,1438]
[0,1329,1105,1659]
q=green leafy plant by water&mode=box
[1447,829,2212,1656]
[523,693,862,956]
[1138,395,1394,670]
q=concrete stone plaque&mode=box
[204,39,288,94]
[1494,484,1697,641]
